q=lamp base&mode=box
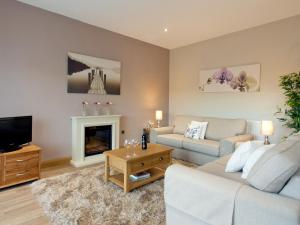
[157,120,161,128]
[264,136,270,145]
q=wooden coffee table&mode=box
[104,143,173,193]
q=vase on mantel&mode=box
[82,101,88,116]
[103,102,113,115]
[94,102,101,116]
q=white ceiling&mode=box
[18,0,300,49]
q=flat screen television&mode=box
[0,116,32,152]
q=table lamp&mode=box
[155,110,163,128]
[261,120,274,145]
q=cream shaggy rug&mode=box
[31,161,196,225]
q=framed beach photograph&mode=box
[67,52,121,95]
[199,64,261,93]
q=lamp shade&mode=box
[155,110,163,121]
[261,121,274,136]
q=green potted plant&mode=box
[275,72,300,135]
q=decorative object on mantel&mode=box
[261,121,274,145]
[275,72,300,136]
[81,101,88,116]
[199,64,260,92]
[102,101,113,115]
[93,102,101,116]
[155,110,163,127]
[80,101,113,116]
[67,52,121,95]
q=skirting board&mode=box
[41,157,71,169]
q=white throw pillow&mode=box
[242,144,275,179]
[225,140,264,173]
[190,121,208,140]
[184,124,200,139]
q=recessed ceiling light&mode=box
[164,28,168,32]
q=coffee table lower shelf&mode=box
[108,167,165,191]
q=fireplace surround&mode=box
[71,115,121,167]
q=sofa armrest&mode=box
[165,164,242,225]
[235,185,300,225]
[150,126,174,143]
[219,134,254,156]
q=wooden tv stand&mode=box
[0,144,41,189]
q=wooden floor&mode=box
[0,162,83,225]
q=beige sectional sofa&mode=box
[164,135,300,225]
[150,115,253,164]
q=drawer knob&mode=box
[160,157,164,161]
[140,162,145,166]
[16,159,25,162]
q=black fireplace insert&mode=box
[84,125,112,157]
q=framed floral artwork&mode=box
[199,64,260,92]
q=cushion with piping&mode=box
[286,131,300,141]
[241,144,275,179]
[246,139,300,193]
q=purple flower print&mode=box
[213,68,233,84]
[238,71,247,83]
[230,71,250,92]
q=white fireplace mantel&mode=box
[71,115,121,167]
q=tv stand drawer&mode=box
[5,167,39,186]
[5,152,39,172]
[6,151,39,162]
[6,157,39,173]
[0,144,41,188]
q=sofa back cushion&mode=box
[203,117,247,141]
[173,115,204,134]
[280,169,300,200]
[286,131,300,141]
[247,138,300,193]
[173,115,246,140]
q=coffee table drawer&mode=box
[131,158,152,172]
[152,153,171,166]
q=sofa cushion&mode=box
[156,134,185,148]
[173,115,247,141]
[286,132,300,141]
[173,115,204,134]
[241,144,275,179]
[203,117,247,141]
[198,156,245,183]
[247,139,300,193]
[182,138,220,157]
[280,169,300,200]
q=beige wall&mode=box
[0,0,169,160]
[169,15,300,141]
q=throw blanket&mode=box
[165,165,243,225]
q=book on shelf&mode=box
[129,171,151,182]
